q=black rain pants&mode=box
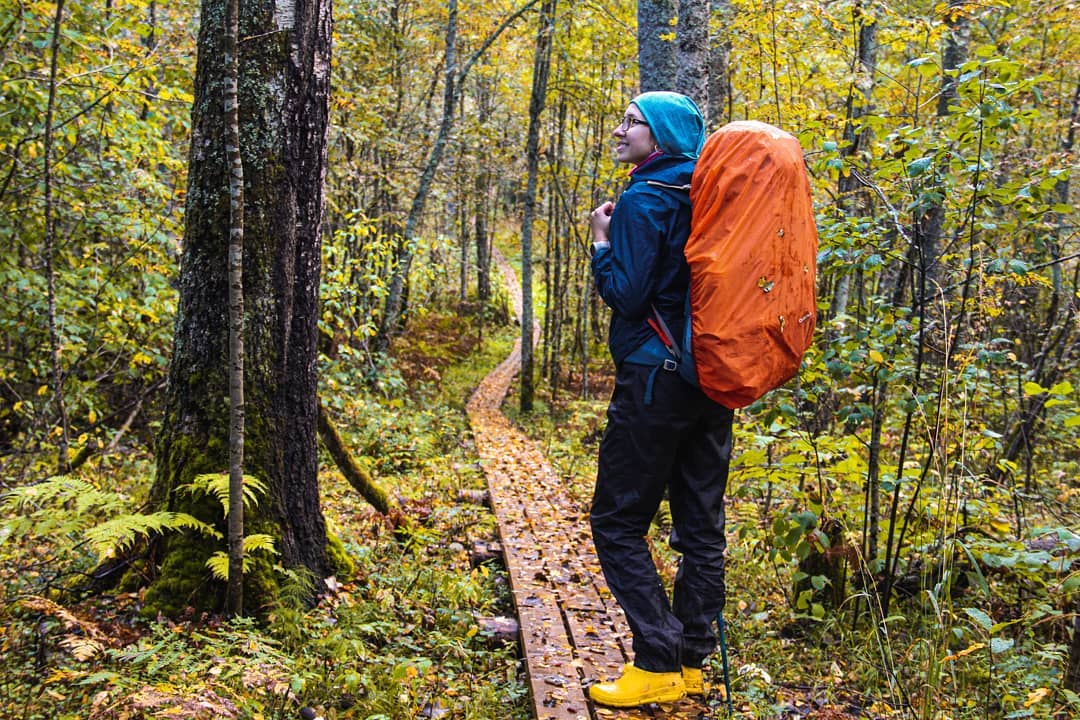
[590,361,734,673]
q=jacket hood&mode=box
[631,91,705,160]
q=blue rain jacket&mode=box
[591,154,695,365]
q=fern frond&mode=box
[83,511,221,559]
[2,476,123,516]
[20,595,109,644]
[206,552,230,581]
[205,535,279,581]
[274,564,318,610]
[206,551,258,581]
[59,635,106,662]
[1,477,129,541]
[181,473,268,515]
[242,533,279,556]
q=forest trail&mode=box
[465,251,712,720]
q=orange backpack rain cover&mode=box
[686,121,818,408]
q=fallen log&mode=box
[317,401,393,516]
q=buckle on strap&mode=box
[662,358,678,372]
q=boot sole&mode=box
[589,687,686,707]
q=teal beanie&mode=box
[631,91,705,159]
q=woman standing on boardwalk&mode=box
[587,91,735,708]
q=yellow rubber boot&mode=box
[588,663,686,707]
[682,666,707,696]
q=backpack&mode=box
[650,120,818,409]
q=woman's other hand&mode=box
[590,201,614,250]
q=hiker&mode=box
[587,91,735,708]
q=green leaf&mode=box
[906,157,933,177]
[964,607,994,631]
[1022,381,1046,397]
[990,636,1014,654]
[1049,381,1075,396]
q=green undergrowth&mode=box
[0,306,528,720]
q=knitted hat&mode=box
[630,91,706,159]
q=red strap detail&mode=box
[647,317,674,349]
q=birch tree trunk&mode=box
[44,0,70,474]
[147,0,333,615]
[915,0,970,295]
[223,0,245,617]
[831,1,878,322]
[520,0,558,413]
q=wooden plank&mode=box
[562,606,628,684]
[516,601,589,719]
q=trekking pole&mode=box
[717,612,734,715]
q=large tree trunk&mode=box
[675,0,708,110]
[146,0,333,616]
[638,0,677,92]
[706,0,734,126]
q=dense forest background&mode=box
[1,0,1078,718]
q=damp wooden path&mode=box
[465,253,712,720]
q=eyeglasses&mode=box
[617,115,649,131]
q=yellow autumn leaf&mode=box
[942,642,985,662]
[1024,687,1050,708]
[868,349,885,364]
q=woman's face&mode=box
[613,104,656,165]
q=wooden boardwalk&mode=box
[465,253,714,719]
